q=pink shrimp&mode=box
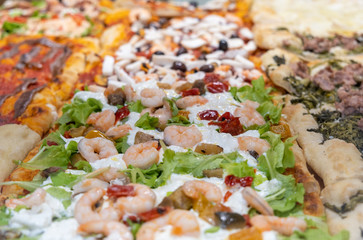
[237,136,270,156]
[105,124,132,140]
[163,125,203,148]
[122,141,159,169]
[176,96,208,108]
[87,110,115,133]
[251,215,307,236]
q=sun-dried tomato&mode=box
[218,112,234,121]
[63,131,72,139]
[219,117,243,136]
[138,206,171,222]
[135,51,152,59]
[206,81,229,93]
[115,106,130,123]
[107,185,136,198]
[223,191,233,202]
[181,88,200,97]
[208,112,243,136]
[224,175,253,187]
[203,73,220,84]
[198,110,219,120]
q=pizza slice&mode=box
[0,5,341,239]
[250,0,363,59]
[260,45,363,239]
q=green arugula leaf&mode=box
[31,0,46,7]
[50,172,83,188]
[0,206,11,226]
[46,187,72,209]
[2,21,26,34]
[221,161,255,178]
[256,131,303,214]
[266,174,304,215]
[126,219,142,238]
[0,179,43,192]
[127,100,145,113]
[205,226,220,234]
[115,135,130,153]
[57,98,102,133]
[31,10,49,19]
[257,101,282,124]
[231,77,273,104]
[43,131,66,146]
[281,228,349,240]
[73,160,92,172]
[164,98,179,117]
[125,149,239,188]
[167,115,191,126]
[135,113,159,130]
[21,144,72,170]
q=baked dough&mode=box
[283,104,363,186]
[321,179,363,240]
[0,124,40,182]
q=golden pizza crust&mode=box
[291,144,324,216]
[283,104,363,186]
[0,124,40,182]
[253,26,302,50]
[321,179,363,240]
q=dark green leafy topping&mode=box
[324,190,363,216]
[57,98,103,133]
[273,55,286,66]
[287,76,337,109]
[135,113,159,130]
[309,110,363,152]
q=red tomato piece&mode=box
[198,110,219,120]
[203,73,220,84]
[224,175,253,187]
[181,88,200,97]
[107,185,136,198]
[223,191,233,202]
[115,106,130,123]
[206,81,229,93]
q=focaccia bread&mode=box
[0,124,40,182]
[321,179,363,240]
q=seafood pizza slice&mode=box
[0,7,339,240]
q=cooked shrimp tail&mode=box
[242,187,274,216]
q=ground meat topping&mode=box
[336,86,363,116]
[291,61,310,79]
[299,34,363,53]
[312,67,335,91]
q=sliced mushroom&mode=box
[67,126,87,138]
[107,88,126,106]
[174,81,193,93]
[192,80,206,95]
[158,186,193,210]
[195,143,223,155]
[215,211,246,229]
[134,131,155,144]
